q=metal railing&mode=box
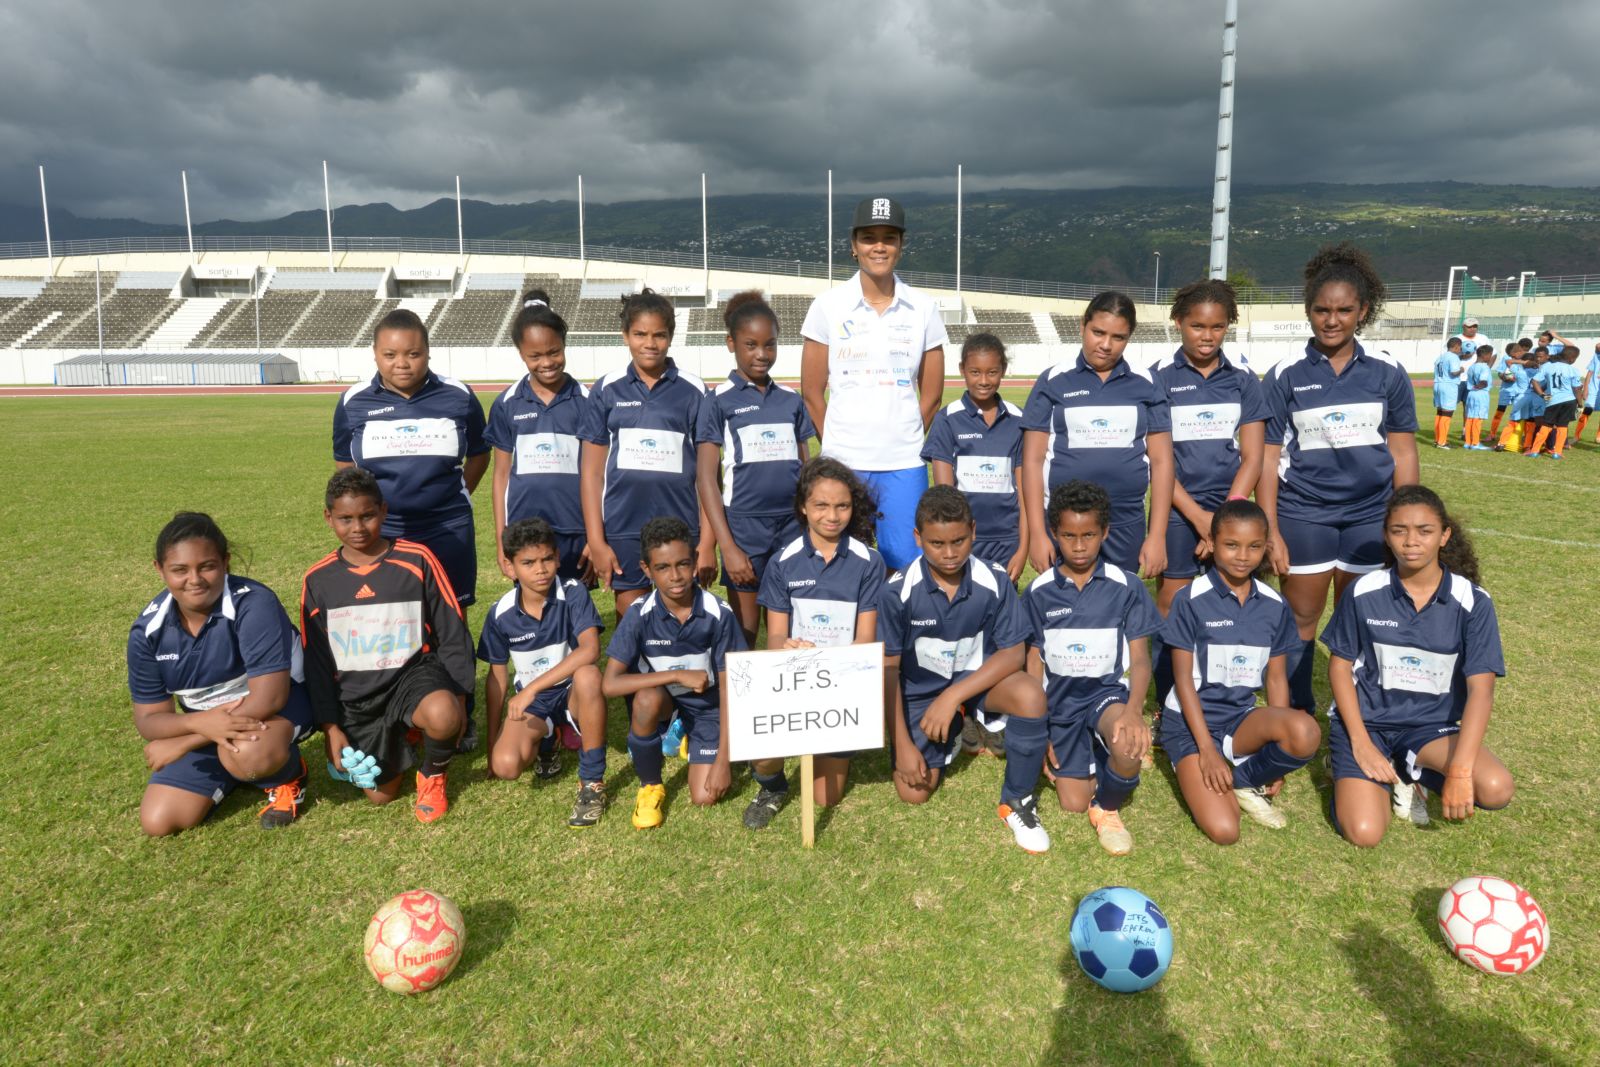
[2,234,1597,306]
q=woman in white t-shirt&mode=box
[799,196,948,571]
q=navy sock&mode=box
[1287,638,1317,714]
[577,746,607,783]
[539,731,558,756]
[754,768,789,794]
[1094,761,1140,812]
[420,735,454,778]
[256,745,304,789]
[1232,742,1311,790]
[1152,636,1175,709]
[628,730,664,786]
[1416,767,1446,794]
[1001,714,1049,803]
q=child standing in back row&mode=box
[1431,337,1465,449]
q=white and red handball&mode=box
[363,889,467,994]
[1436,876,1548,975]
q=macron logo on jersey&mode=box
[1203,620,1233,628]
[1292,384,1322,393]
[644,639,673,647]
[956,432,984,440]
[369,405,395,415]
[732,404,761,415]
[1366,618,1400,628]
[155,653,179,661]
[614,400,642,408]
[1061,389,1090,399]
[1045,607,1073,618]
[513,411,540,421]
[788,579,816,588]
[1168,384,1198,393]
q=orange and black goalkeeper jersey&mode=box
[300,539,476,727]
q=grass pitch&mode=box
[3,387,1597,1065]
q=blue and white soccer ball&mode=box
[1070,886,1173,993]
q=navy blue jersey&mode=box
[1021,354,1171,512]
[580,358,707,538]
[1320,568,1504,730]
[484,374,589,534]
[695,372,816,517]
[758,532,885,647]
[1262,343,1417,523]
[332,371,489,535]
[605,585,747,718]
[476,578,603,693]
[1160,571,1299,718]
[921,393,1024,545]
[880,555,1030,705]
[127,575,304,711]
[1148,349,1270,509]
[1024,560,1163,718]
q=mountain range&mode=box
[3,182,1595,289]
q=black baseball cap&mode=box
[851,196,906,232]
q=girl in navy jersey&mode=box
[580,288,717,624]
[1257,244,1419,723]
[486,290,592,585]
[923,333,1027,582]
[696,290,816,646]
[1321,486,1512,846]
[744,457,885,826]
[1162,501,1320,841]
[127,513,314,835]
[1021,291,1174,577]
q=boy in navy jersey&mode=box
[603,516,746,830]
[880,487,1051,852]
[301,469,474,823]
[1024,481,1162,855]
[479,518,609,828]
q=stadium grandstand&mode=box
[1,237,1597,386]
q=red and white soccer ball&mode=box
[1436,876,1548,975]
[363,889,467,994]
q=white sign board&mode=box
[726,643,884,761]
[394,266,456,281]
[192,265,256,280]
[1248,319,1309,339]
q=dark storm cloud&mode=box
[0,0,1594,223]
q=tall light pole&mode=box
[38,165,53,279]
[1513,270,1536,339]
[455,175,464,264]
[1208,0,1239,279]
[322,160,335,273]
[955,163,963,302]
[826,169,833,282]
[1153,251,1162,304]
[182,170,195,264]
[577,175,585,262]
[701,172,709,299]
[1441,265,1468,345]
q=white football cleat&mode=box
[1234,786,1288,829]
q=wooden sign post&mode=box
[726,643,884,847]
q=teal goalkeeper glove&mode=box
[339,746,382,790]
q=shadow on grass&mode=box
[1039,943,1201,1066]
[1339,921,1571,1066]
[453,898,518,981]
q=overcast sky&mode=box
[2,0,1595,223]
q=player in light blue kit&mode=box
[1430,337,1464,449]
[1461,348,1494,450]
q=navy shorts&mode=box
[904,696,968,771]
[1278,513,1384,576]
[606,535,650,592]
[1163,514,1207,579]
[1327,715,1460,788]
[511,684,574,734]
[724,512,802,593]
[552,532,589,585]
[1102,504,1147,573]
[1157,700,1257,764]
[148,684,317,801]
[1047,692,1123,778]
[972,538,1019,572]
[401,519,478,607]
[671,702,722,765]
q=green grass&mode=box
[3,388,1597,1065]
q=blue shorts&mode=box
[1279,513,1384,575]
[148,684,317,801]
[672,702,722,765]
[904,697,966,770]
[1047,691,1124,778]
[724,512,802,593]
[552,531,589,585]
[1465,393,1491,420]
[401,518,478,608]
[857,466,927,572]
[1163,514,1207,579]
[606,536,650,592]
[1431,387,1456,412]
[1158,701,1257,764]
[1327,715,1460,788]
[972,538,1019,572]
[515,684,575,734]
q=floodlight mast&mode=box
[1208,0,1238,280]
[826,170,833,282]
[38,166,52,279]
[578,175,585,263]
[182,170,195,264]
[956,164,963,302]
[323,161,335,273]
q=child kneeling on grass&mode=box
[301,469,474,823]
[479,518,609,828]
[1322,485,1513,847]
[881,486,1051,853]
[602,516,746,830]
[1023,481,1163,856]
[1161,500,1321,842]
